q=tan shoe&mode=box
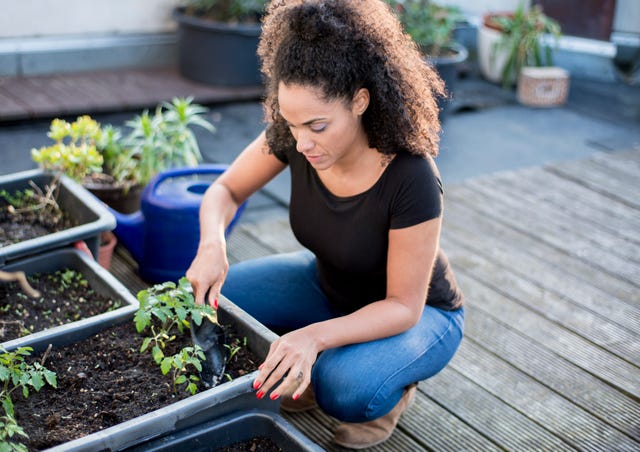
[279,385,318,413]
[332,384,417,449]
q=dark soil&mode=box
[0,269,121,341]
[0,188,73,246]
[14,319,259,451]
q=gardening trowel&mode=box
[190,295,227,388]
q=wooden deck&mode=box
[111,148,640,451]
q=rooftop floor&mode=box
[2,66,639,450]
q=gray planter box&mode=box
[0,248,138,352]
[41,296,281,452]
[128,410,322,452]
[0,169,116,265]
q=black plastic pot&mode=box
[429,42,469,121]
[0,169,116,265]
[173,7,262,87]
[43,296,281,452]
[127,410,322,452]
[0,248,138,353]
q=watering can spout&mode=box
[109,208,145,264]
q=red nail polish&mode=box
[213,298,218,309]
[256,391,265,399]
[253,380,261,390]
[270,393,280,400]
[293,393,300,400]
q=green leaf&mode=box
[152,346,164,364]
[160,358,172,375]
[140,337,152,353]
[175,375,187,385]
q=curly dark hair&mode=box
[258,0,445,158]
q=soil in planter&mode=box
[217,436,283,452]
[0,186,74,246]
[14,319,259,451]
[0,269,122,341]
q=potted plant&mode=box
[478,3,561,88]
[8,277,287,451]
[32,97,215,215]
[387,0,469,119]
[0,170,115,266]
[172,0,268,87]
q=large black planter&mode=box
[428,42,469,121]
[128,410,322,451]
[42,296,283,452]
[173,7,262,87]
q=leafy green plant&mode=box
[487,3,561,87]
[183,0,267,23]
[0,181,64,229]
[122,97,215,186]
[0,347,57,451]
[31,116,104,183]
[31,98,215,189]
[134,277,217,395]
[387,0,463,56]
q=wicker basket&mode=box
[517,67,570,107]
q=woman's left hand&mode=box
[252,327,319,401]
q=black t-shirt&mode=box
[274,146,464,314]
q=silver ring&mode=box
[296,371,303,381]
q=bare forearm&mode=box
[306,299,422,352]
[198,183,238,248]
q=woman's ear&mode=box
[352,88,370,116]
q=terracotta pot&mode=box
[98,231,117,270]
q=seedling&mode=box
[0,346,57,450]
[134,277,217,394]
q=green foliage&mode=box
[488,3,561,87]
[31,98,214,188]
[184,0,267,23]
[122,97,214,186]
[135,277,217,395]
[0,347,57,450]
[387,0,463,56]
[31,116,104,182]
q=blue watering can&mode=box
[110,164,246,283]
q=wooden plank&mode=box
[458,180,640,280]
[0,82,30,120]
[443,190,640,306]
[547,159,640,210]
[0,76,62,118]
[473,176,639,264]
[446,184,640,288]
[421,368,574,450]
[590,149,640,179]
[398,390,501,451]
[484,166,640,243]
[452,271,640,397]
[462,303,640,440]
[450,340,639,450]
[441,215,640,333]
[226,228,279,264]
[442,234,640,365]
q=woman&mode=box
[186,0,464,448]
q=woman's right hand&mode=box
[186,238,229,309]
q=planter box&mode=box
[41,296,280,452]
[0,169,116,265]
[0,248,138,352]
[128,410,322,452]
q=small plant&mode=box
[134,277,217,395]
[122,97,215,186]
[0,181,65,231]
[0,346,57,451]
[387,0,463,57]
[183,0,267,23]
[31,116,104,183]
[487,3,561,87]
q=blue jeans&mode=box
[222,250,464,422]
